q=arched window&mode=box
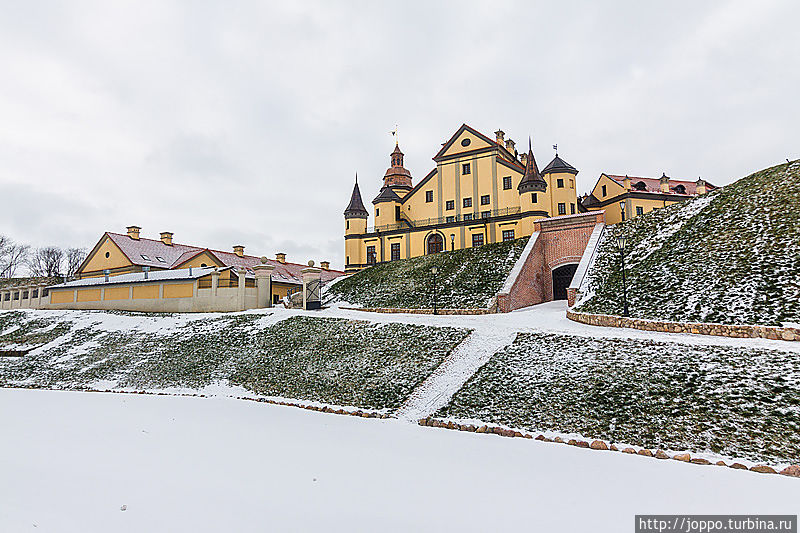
[427,234,444,255]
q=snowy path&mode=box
[395,329,516,421]
[1,388,797,533]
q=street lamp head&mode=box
[616,235,628,251]
[431,266,439,274]
[619,201,626,211]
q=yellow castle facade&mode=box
[343,124,579,272]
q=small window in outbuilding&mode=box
[636,206,644,216]
[273,294,280,304]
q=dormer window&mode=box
[634,181,647,191]
[141,254,151,261]
[156,256,167,263]
[674,184,686,194]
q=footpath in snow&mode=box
[395,328,516,421]
[1,388,798,533]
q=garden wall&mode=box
[567,309,799,341]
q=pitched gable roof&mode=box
[433,123,518,162]
[83,232,345,285]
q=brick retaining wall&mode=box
[567,309,799,341]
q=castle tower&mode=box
[344,174,369,272]
[541,150,579,218]
[373,142,412,229]
[517,139,547,234]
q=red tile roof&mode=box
[102,233,345,285]
[604,175,716,196]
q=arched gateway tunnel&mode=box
[496,211,605,312]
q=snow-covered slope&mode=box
[326,237,529,309]
[0,309,468,410]
[577,160,800,325]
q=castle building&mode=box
[343,124,579,272]
[580,173,715,224]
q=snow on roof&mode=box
[101,232,346,285]
[51,267,218,289]
[604,175,716,196]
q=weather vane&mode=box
[553,143,558,154]
[390,124,398,145]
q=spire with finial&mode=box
[518,137,547,194]
[383,135,412,191]
[344,172,369,219]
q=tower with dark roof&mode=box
[344,174,369,272]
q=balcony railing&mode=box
[367,207,521,233]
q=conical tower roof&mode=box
[518,139,547,193]
[344,175,369,218]
[541,154,578,175]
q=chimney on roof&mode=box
[623,175,631,191]
[520,152,528,166]
[494,129,505,144]
[505,138,516,156]
[660,173,670,193]
[320,261,330,270]
[233,245,245,258]
[696,178,707,195]
[160,232,173,246]
[127,226,141,240]
[276,252,286,264]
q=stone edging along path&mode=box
[567,309,800,342]
[418,417,800,479]
[340,306,492,315]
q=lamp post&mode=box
[619,200,626,222]
[616,234,630,317]
[431,266,439,315]
[450,234,455,251]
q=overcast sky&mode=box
[1,0,798,268]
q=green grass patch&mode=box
[438,332,800,465]
[327,237,529,309]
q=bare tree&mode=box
[0,239,30,278]
[65,247,87,278]
[28,247,65,278]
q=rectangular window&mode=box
[571,203,576,214]
[558,202,566,215]
[391,243,400,261]
[273,294,280,304]
[376,208,380,217]
[366,246,376,265]
[531,193,537,203]
[22,291,29,299]
[557,178,564,188]
[463,197,472,208]
[480,194,490,205]
[569,179,574,188]
[446,216,455,223]
[462,163,471,175]
[346,220,349,230]
[3,293,9,301]
[463,214,473,221]
[446,200,454,210]
[502,176,512,190]
[472,234,484,247]
[481,211,490,219]
[31,289,38,298]
[636,206,644,216]
[395,206,401,220]
[425,190,433,202]
[602,184,607,196]
[13,292,20,300]
[502,230,515,241]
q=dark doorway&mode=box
[551,264,578,300]
[427,234,444,254]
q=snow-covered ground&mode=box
[1,388,797,533]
